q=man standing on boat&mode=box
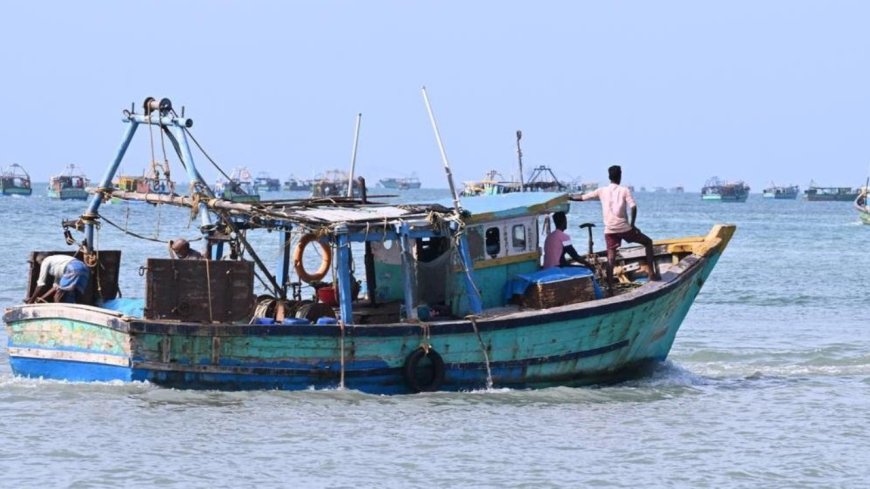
[543,211,590,269]
[570,165,659,292]
[26,253,91,304]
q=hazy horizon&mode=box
[3,2,870,193]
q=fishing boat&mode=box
[214,167,259,203]
[855,188,870,224]
[762,184,799,199]
[378,176,422,190]
[803,181,859,201]
[254,172,281,192]
[461,170,521,196]
[311,170,361,197]
[2,96,736,394]
[523,166,571,192]
[284,175,312,191]
[47,164,90,200]
[114,160,175,200]
[701,177,750,202]
[0,163,33,196]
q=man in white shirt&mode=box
[571,165,659,293]
[26,253,91,304]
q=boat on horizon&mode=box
[378,175,422,190]
[2,96,736,394]
[701,177,749,202]
[47,164,90,201]
[461,170,522,196]
[214,167,260,203]
[1,163,33,196]
[254,172,281,192]
[762,183,799,200]
[311,169,362,197]
[284,175,312,191]
[855,187,870,224]
[803,180,859,201]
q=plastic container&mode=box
[255,317,275,325]
[316,317,338,325]
[282,318,311,325]
[316,286,338,307]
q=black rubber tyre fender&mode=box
[402,346,445,393]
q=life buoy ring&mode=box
[293,234,332,283]
[402,346,445,393]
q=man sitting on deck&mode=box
[543,211,589,269]
[26,253,91,304]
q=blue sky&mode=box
[2,1,869,191]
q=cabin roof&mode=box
[451,192,569,223]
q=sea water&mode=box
[1,189,868,488]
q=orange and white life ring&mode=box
[293,234,332,283]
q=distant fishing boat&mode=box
[670,186,684,194]
[2,96,736,394]
[701,177,749,202]
[461,170,521,196]
[803,180,859,201]
[762,184,799,200]
[311,169,361,197]
[284,175,312,191]
[254,172,281,192]
[0,163,33,196]
[215,167,259,203]
[523,166,571,192]
[113,161,175,203]
[47,164,90,200]
[855,188,870,224]
[378,175,422,190]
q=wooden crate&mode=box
[145,259,255,322]
[522,275,596,309]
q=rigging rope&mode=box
[467,315,493,389]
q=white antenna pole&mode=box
[421,86,461,212]
[516,130,525,192]
[347,113,362,197]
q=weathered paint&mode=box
[4,225,733,394]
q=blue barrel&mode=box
[316,317,338,325]
[283,318,311,325]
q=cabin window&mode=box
[511,224,526,251]
[415,237,450,263]
[485,226,501,258]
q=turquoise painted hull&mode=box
[47,188,89,200]
[1,187,32,196]
[4,247,723,394]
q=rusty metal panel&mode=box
[144,259,255,323]
[28,250,122,304]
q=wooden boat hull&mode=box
[3,226,734,394]
[47,188,89,200]
[1,187,32,196]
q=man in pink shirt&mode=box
[571,165,659,293]
[543,211,588,269]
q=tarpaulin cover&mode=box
[504,266,603,302]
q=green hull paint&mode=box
[4,247,723,393]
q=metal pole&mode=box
[347,113,362,197]
[421,86,461,213]
[516,130,525,192]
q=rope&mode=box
[467,315,493,389]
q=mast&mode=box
[347,113,362,198]
[516,130,525,192]
[421,86,461,213]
